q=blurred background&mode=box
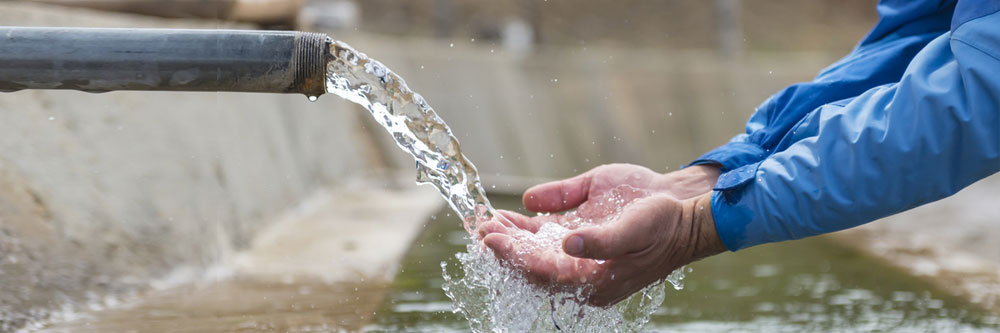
[1,0,998,331]
[318,0,875,185]
[3,0,881,184]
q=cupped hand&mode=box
[520,163,719,213]
[478,163,725,306]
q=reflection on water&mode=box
[372,196,1000,332]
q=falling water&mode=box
[323,39,676,332]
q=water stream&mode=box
[323,39,671,331]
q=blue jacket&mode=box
[692,0,1000,251]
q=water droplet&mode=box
[595,259,606,264]
[449,43,454,47]
[307,95,319,102]
[47,116,55,121]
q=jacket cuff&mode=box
[688,142,766,172]
[711,190,753,252]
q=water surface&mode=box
[372,195,1000,332]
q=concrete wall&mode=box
[0,5,388,329]
[339,33,841,189]
[0,89,378,329]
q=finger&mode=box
[476,220,511,239]
[497,209,543,233]
[562,197,666,260]
[491,212,517,229]
[484,234,600,286]
[523,169,595,213]
[483,233,515,258]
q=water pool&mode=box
[37,195,999,332]
[371,196,999,332]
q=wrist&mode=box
[689,192,726,259]
[658,164,721,199]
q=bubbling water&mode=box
[323,39,679,332]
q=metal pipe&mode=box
[0,27,329,96]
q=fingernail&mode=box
[483,234,501,248]
[564,235,584,256]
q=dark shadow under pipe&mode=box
[0,27,329,96]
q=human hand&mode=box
[479,164,725,306]
[520,163,720,213]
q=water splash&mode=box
[325,40,493,233]
[324,39,671,331]
[442,186,673,332]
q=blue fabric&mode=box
[712,8,1000,251]
[689,0,955,172]
[952,0,1000,30]
[689,140,763,172]
[861,0,957,46]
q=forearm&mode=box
[658,164,720,199]
[692,1,955,172]
[690,192,726,261]
[711,13,1000,250]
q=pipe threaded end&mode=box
[291,32,329,96]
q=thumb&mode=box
[562,222,651,260]
[560,195,669,259]
[523,168,595,213]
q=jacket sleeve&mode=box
[690,0,956,172]
[710,8,1000,251]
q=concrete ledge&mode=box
[231,185,443,283]
[38,185,442,332]
[829,173,1000,313]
